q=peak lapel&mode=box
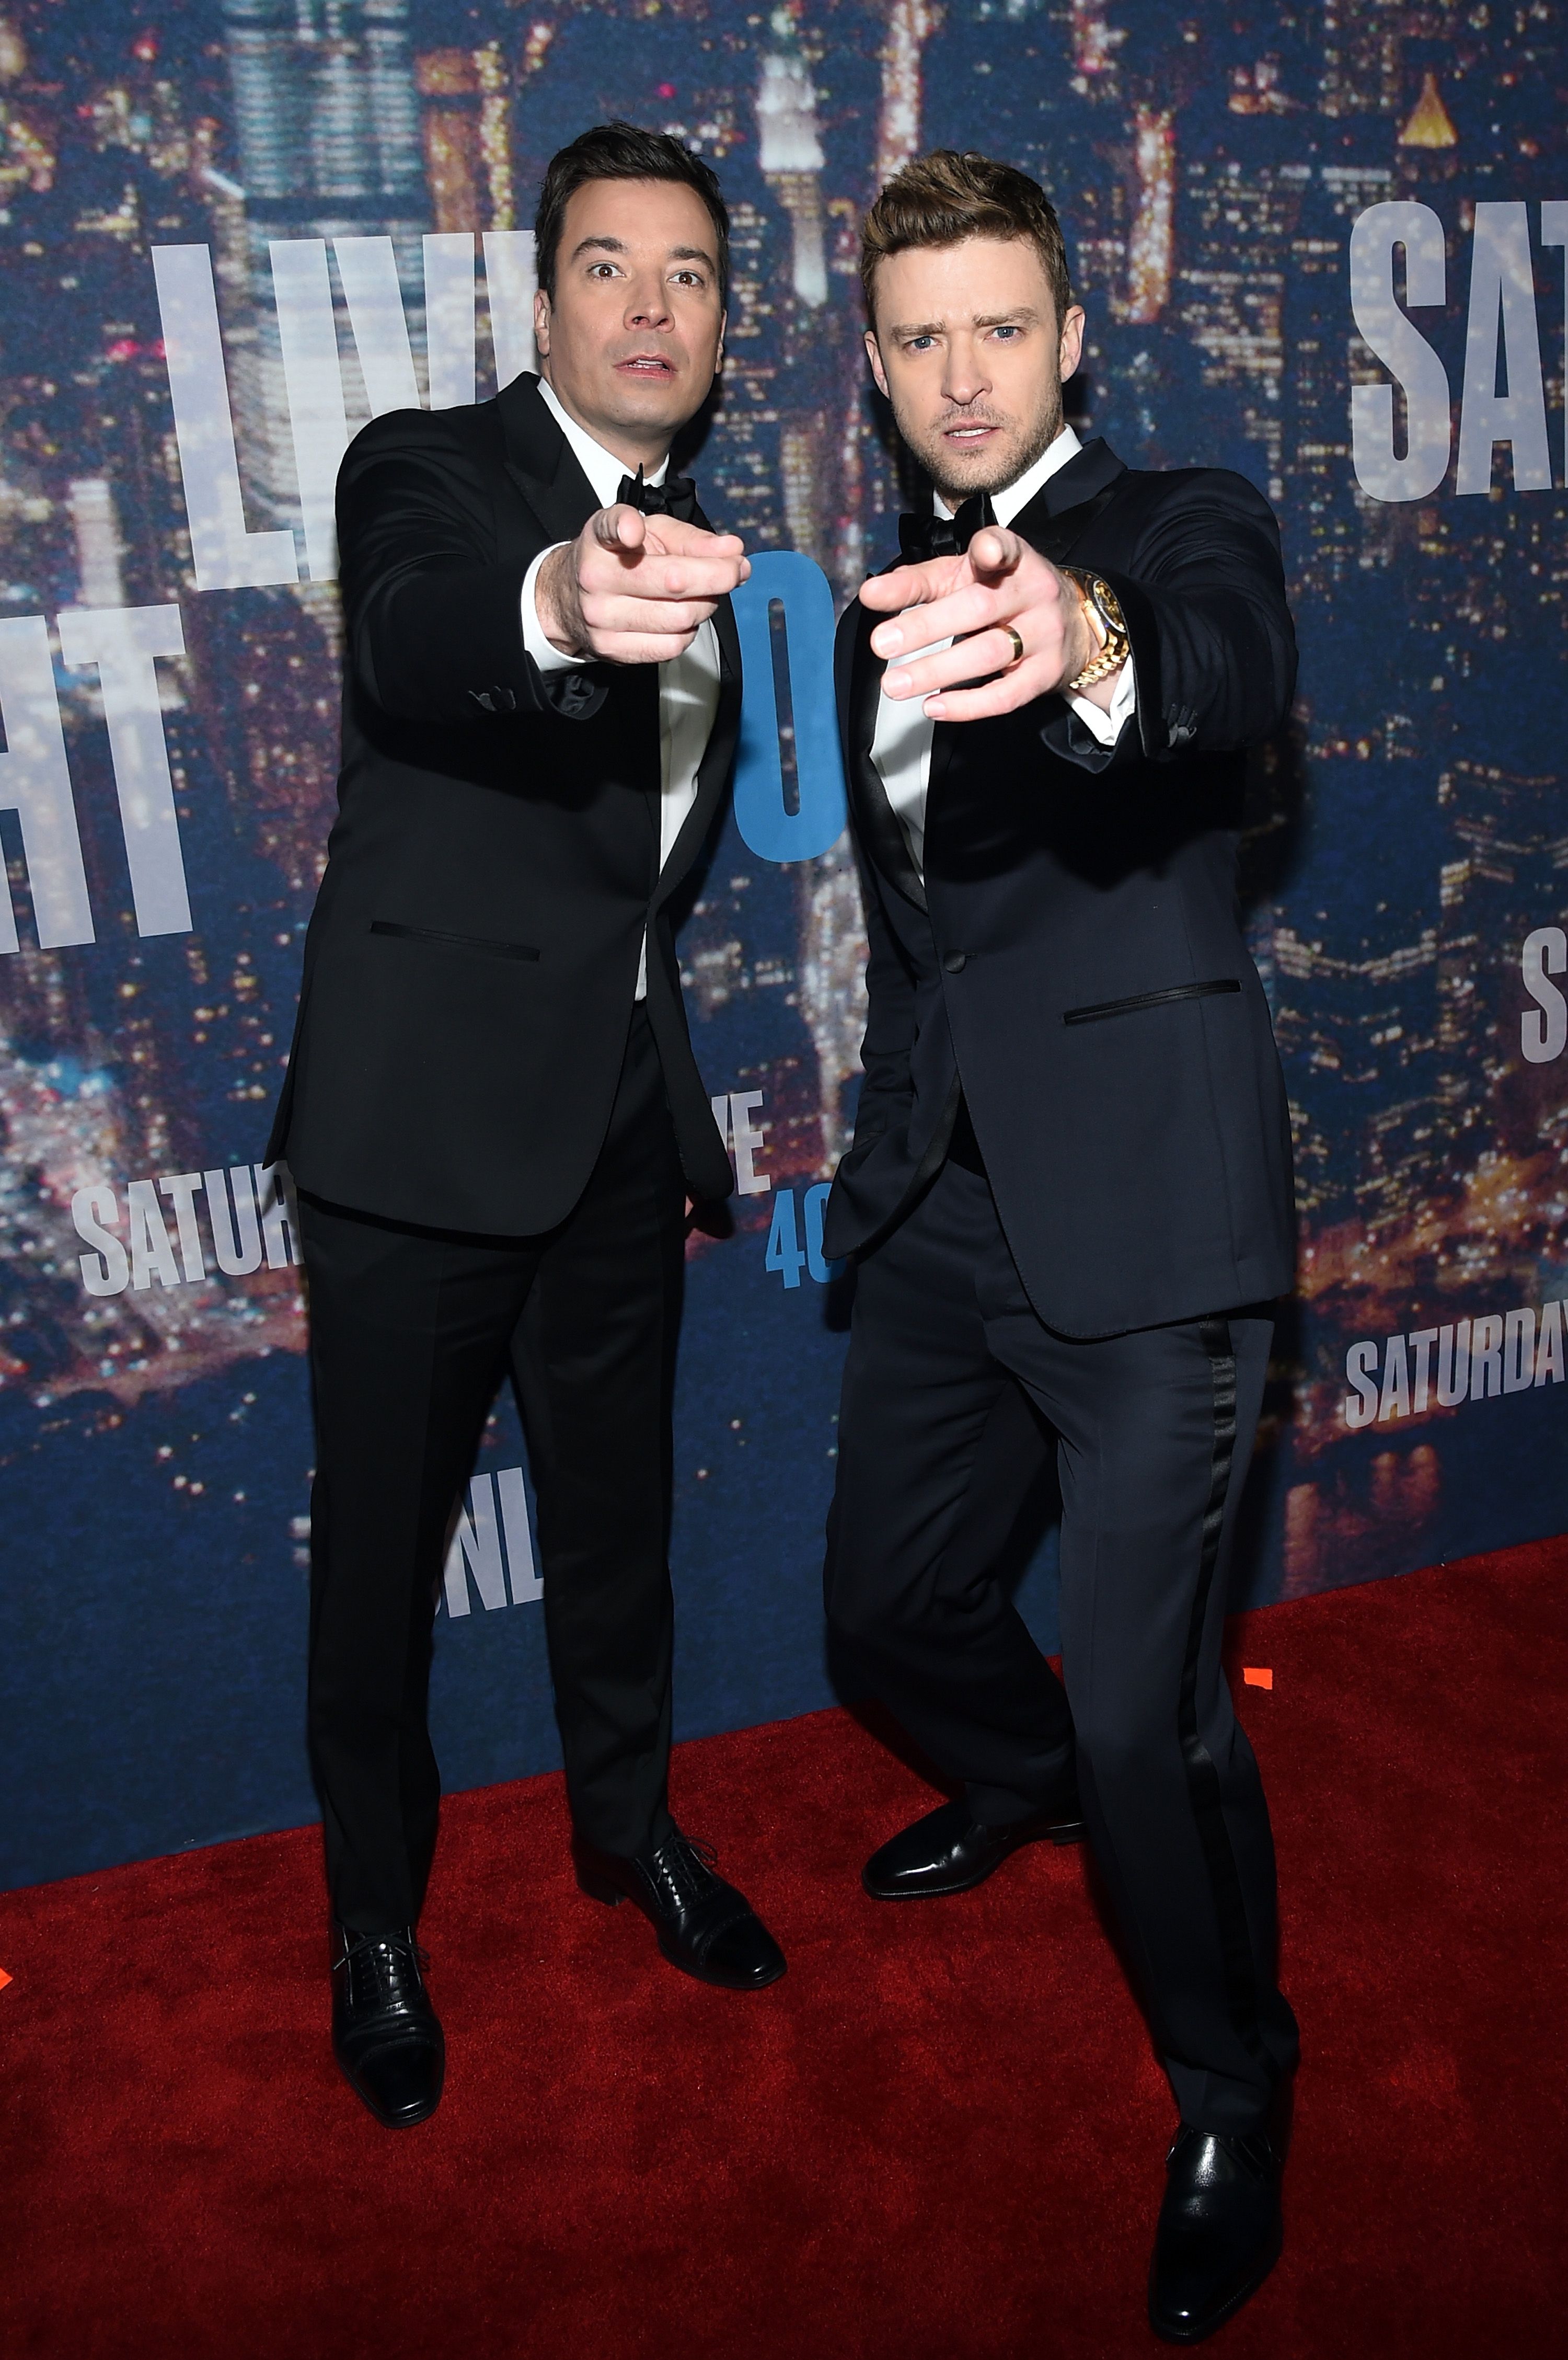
[693,494,743,690]
[497,372,601,544]
[1008,435,1128,556]
[649,491,741,907]
[845,597,927,913]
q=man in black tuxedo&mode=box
[823,152,1300,2341]
[269,123,786,2132]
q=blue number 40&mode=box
[765,1183,839,1289]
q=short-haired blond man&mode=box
[822,150,1300,2344]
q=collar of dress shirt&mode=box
[536,375,669,513]
[932,421,1082,530]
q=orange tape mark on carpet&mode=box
[1243,1667,1274,1689]
[0,1967,11,1991]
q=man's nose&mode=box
[942,335,988,409]
[625,273,674,331]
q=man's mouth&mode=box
[942,419,1001,443]
[616,353,678,378]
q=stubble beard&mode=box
[919,374,1065,508]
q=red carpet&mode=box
[3,1541,1565,2359]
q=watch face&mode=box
[1090,580,1128,645]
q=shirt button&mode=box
[943,950,968,974]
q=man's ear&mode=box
[533,286,551,362]
[1058,303,1087,384]
[715,305,727,373]
[863,327,890,401]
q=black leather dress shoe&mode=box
[1148,2125,1284,2343]
[577,1827,786,1991]
[861,1791,1086,1900]
[330,1922,445,2128]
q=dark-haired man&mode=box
[823,150,1300,2341]
[270,122,785,2132]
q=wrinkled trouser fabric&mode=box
[826,1154,1299,2134]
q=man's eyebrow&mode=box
[567,235,717,273]
[887,305,1042,338]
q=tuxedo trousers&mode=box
[299,1006,685,1933]
[825,1153,1299,2134]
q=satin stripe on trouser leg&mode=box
[973,1180,1298,2132]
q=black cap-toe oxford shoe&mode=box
[861,1790,1087,1901]
[576,1827,786,1991]
[1148,2125,1284,2343]
[330,1922,445,2128]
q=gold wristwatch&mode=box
[1061,568,1130,691]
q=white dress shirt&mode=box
[870,425,1137,877]
[521,377,721,999]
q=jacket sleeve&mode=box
[1039,467,1297,774]
[335,409,607,727]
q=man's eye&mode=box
[991,325,1020,341]
[587,262,620,279]
[672,270,704,287]
[908,335,935,353]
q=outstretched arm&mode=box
[858,470,1296,767]
[338,415,573,726]
[337,414,747,728]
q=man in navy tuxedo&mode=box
[823,149,1300,2343]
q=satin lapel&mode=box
[694,495,743,693]
[653,593,741,907]
[1010,433,1128,552]
[651,493,742,902]
[925,716,959,821]
[497,372,601,545]
[844,596,928,913]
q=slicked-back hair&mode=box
[534,121,730,304]
[861,150,1073,328]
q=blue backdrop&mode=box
[2,1,1565,1889]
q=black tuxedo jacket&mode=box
[266,373,739,1232]
[823,437,1298,1338]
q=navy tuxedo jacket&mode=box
[823,436,1298,1338]
[267,373,739,1232]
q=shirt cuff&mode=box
[521,544,588,673]
[1065,659,1136,747]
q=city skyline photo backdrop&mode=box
[3,0,1565,1885]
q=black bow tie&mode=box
[897,491,996,564]
[618,466,699,522]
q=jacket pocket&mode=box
[370,920,540,963]
[1063,978,1240,1026]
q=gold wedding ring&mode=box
[1001,623,1025,667]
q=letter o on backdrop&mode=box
[731,551,848,864]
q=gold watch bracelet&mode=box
[1062,568,1128,693]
